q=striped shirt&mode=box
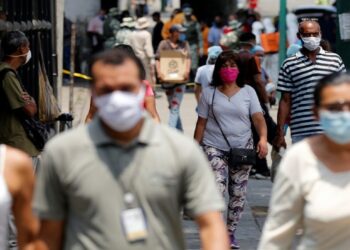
[278,47,346,137]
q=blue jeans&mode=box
[165,84,186,131]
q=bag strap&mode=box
[211,88,232,149]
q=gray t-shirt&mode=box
[34,116,224,250]
[198,86,262,151]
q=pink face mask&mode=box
[219,67,240,84]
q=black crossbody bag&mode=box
[211,88,256,166]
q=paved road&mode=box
[61,85,276,249]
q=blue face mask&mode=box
[320,111,350,144]
[179,33,187,42]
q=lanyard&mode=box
[100,143,147,208]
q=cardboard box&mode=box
[159,50,187,84]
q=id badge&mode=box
[121,208,148,242]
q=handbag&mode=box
[211,88,256,166]
[0,68,49,151]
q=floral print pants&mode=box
[203,145,252,233]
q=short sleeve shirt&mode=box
[278,48,346,137]
[198,86,262,151]
[34,116,224,250]
[0,63,39,156]
[195,64,215,89]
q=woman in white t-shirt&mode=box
[259,72,350,250]
[0,145,38,249]
[194,50,268,249]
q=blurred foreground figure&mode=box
[0,145,38,249]
[259,72,350,250]
[34,49,229,250]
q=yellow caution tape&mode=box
[63,69,92,80]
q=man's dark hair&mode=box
[1,31,29,56]
[113,44,146,79]
[89,48,146,81]
[314,72,350,107]
[211,50,243,87]
[239,32,256,43]
[152,12,161,19]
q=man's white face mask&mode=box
[301,36,321,51]
[94,87,145,132]
[9,50,32,65]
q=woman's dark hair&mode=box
[314,72,350,107]
[211,50,243,87]
[89,48,146,81]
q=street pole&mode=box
[278,0,287,66]
[336,0,350,69]
[69,23,76,114]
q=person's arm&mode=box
[21,92,37,118]
[258,147,304,250]
[194,84,202,103]
[196,212,230,250]
[273,63,293,149]
[253,73,269,104]
[194,89,210,143]
[144,96,160,123]
[251,112,268,159]
[33,148,68,250]
[35,220,65,250]
[7,147,39,250]
[273,92,291,149]
[194,117,207,143]
[155,42,165,81]
[3,74,37,118]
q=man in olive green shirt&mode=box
[34,49,229,250]
[0,31,39,157]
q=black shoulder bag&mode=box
[211,88,256,166]
[0,68,48,151]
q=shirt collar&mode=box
[295,46,325,58]
[88,113,159,147]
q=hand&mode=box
[159,73,166,82]
[257,138,268,159]
[22,92,35,104]
[272,131,287,150]
[183,72,190,81]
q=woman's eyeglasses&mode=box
[321,100,350,112]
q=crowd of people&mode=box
[1,3,350,250]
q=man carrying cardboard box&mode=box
[156,24,191,131]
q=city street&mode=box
[61,84,275,249]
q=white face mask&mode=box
[24,50,32,64]
[302,36,321,51]
[94,87,145,132]
[9,50,32,65]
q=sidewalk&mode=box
[63,86,274,249]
